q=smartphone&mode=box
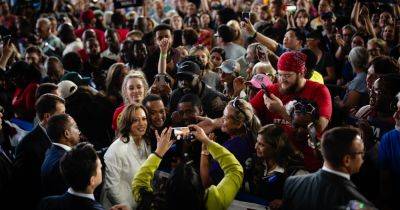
[260,83,271,97]
[172,127,195,141]
[307,123,319,149]
[242,12,250,20]
[286,5,297,13]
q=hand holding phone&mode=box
[242,12,251,20]
[260,83,271,97]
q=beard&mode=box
[279,76,300,94]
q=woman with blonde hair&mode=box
[189,45,220,90]
[112,71,149,131]
[227,20,244,46]
[102,103,151,209]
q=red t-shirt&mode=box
[12,82,39,121]
[112,104,125,131]
[75,26,107,52]
[250,80,332,125]
[116,28,129,42]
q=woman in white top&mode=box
[101,103,151,209]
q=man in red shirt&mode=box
[250,51,332,133]
[74,9,106,52]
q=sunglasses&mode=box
[231,97,249,122]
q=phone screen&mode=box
[242,12,250,20]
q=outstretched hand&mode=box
[188,124,211,145]
[154,127,174,157]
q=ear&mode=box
[343,155,352,168]
[89,175,96,187]
[43,113,51,123]
[199,106,204,116]
[64,129,71,139]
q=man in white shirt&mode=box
[41,113,81,196]
[282,127,374,210]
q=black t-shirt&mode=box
[168,82,228,118]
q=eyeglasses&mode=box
[348,151,365,158]
[276,73,296,79]
[293,102,316,115]
[231,97,248,122]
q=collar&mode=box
[322,166,350,180]
[38,124,52,142]
[67,188,95,200]
[53,143,71,151]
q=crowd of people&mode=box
[0,0,400,209]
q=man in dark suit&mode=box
[38,142,104,210]
[282,127,374,210]
[41,113,81,196]
[13,94,66,209]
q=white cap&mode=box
[57,80,77,99]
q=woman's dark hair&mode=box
[300,48,317,79]
[164,164,206,210]
[118,103,149,144]
[210,47,226,61]
[258,124,298,168]
[369,56,399,75]
[137,163,206,210]
[60,142,98,192]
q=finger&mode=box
[195,116,208,121]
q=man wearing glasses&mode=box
[282,127,374,210]
[250,51,332,134]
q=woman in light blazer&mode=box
[101,103,151,209]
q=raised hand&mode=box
[159,38,170,54]
[154,127,174,157]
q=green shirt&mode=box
[132,141,244,210]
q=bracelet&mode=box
[159,53,168,59]
[154,152,163,159]
[201,150,210,156]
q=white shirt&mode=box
[322,166,350,180]
[53,143,71,151]
[67,188,95,200]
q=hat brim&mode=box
[176,72,196,79]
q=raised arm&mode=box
[132,128,174,202]
[241,19,279,53]
[158,38,169,75]
[351,1,362,28]
[189,125,243,209]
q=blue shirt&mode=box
[379,129,400,192]
[210,135,253,183]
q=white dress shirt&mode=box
[68,188,95,200]
[322,166,350,180]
